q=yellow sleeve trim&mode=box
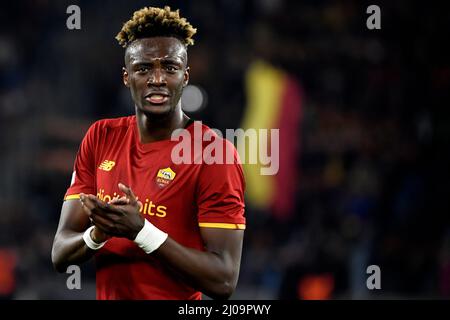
[64,194,80,200]
[199,223,246,230]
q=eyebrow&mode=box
[130,57,184,66]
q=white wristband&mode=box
[83,226,107,250]
[134,219,168,254]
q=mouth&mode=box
[145,93,169,105]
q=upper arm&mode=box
[57,121,98,235]
[200,228,244,262]
[199,227,244,283]
[196,137,246,279]
[52,122,98,271]
[51,199,91,272]
[55,199,90,236]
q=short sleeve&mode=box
[64,122,98,200]
[196,140,246,230]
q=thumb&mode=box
[118,183,137,204]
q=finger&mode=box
[91,213,116,233]
[109,200,129,206]
[108,195,122,203]
[91,204,123,219]
[87,194,107,208]
[92,221,112,236]
[79,195,95,219]
[118,183,138,205]
[109,196,129,205]
[95,202,127,217]
[81,203,93,218]
[87,195,120,213]
[80,195,97,211]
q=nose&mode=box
[147,68,166,86]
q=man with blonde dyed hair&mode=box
[51,6,246,300]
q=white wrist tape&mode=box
[83,226,107,250]
[134,219,168,254]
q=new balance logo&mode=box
[98,160,115,171]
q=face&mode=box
[123,37,189,117]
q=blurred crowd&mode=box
[0,0,448,299]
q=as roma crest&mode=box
[156,167,176,188]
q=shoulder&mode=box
[200,122,241,161]
[189,121,236,150]
[186,121,243,168]
[90,115,135,131]
[85,115,135,138]
[194,123,246,194]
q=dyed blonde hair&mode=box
[116,6,197,48]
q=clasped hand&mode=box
[80,183,144,241]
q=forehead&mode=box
[126,37,186,64]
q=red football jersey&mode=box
[64,116,246,300]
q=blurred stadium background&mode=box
[0,0,449,299]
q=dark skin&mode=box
[51,37,244,300]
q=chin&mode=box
[139,104,173,118]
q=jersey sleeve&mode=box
[64,122,99,200]
[196,140,246,230]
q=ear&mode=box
[183,67,190,87]
[122,67,129,87]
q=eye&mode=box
[166,65,177,72]
[136,66,148,74]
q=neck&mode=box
[135,104,189,143]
